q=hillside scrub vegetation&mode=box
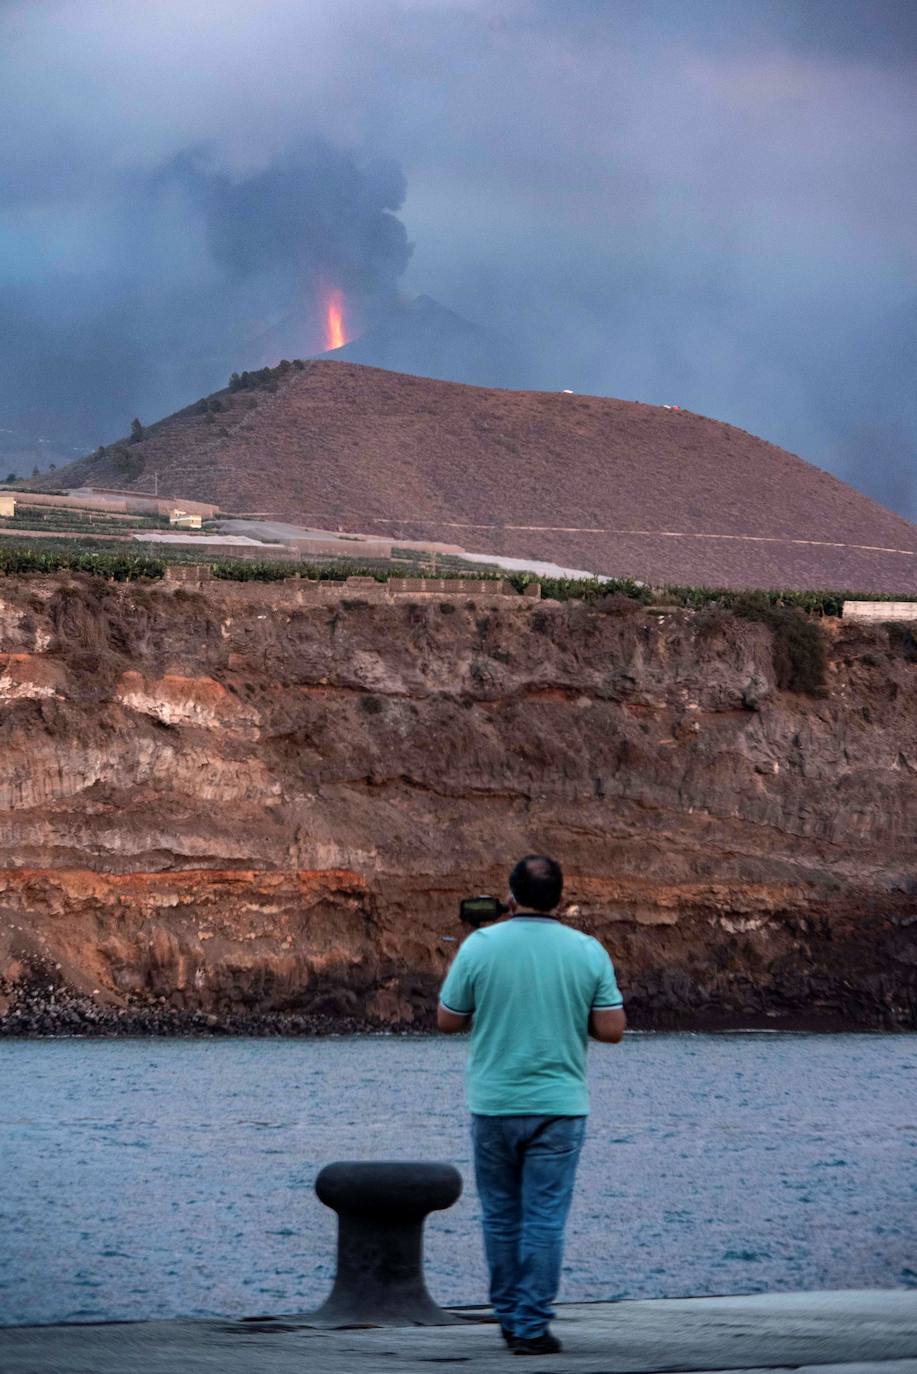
[30,361,916,595]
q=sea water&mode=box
[0,1032,914,1325]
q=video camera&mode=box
[459,895,509,928]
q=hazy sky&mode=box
[1,0,915,516]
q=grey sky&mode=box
[1,0,915,516]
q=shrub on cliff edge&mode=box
[730,593,828,694]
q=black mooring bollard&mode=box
[308,1160,464,1327]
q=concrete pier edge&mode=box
[2,1288,916,1373]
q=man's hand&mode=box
[589,1007,626,1043]
[437,1004,472,1034]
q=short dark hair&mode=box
[509,854,563,912]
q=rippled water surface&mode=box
[1,1033,915,1325]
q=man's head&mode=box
[509,854,563,913]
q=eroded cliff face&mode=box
[0,575,914,1032]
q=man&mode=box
[438,854,625,1356]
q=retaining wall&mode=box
[163,566,540,605]
[843,601,917,622]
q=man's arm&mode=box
[437,936,476,1033]
[589,940,625,1042]
[437,1004,472,1034]
[589,1006,626,1043]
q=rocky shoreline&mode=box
[2,959,912,1037]
[0,1010,889,1038]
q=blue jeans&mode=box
[471,1114,586,1339]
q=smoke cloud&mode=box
[0,134,412,460]
[0,0,914,517]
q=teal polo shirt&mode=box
[439,915,624,1116]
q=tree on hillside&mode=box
[130,418,144,443]
[32,465,39,477]
[112,446,143,480]
[5,471,15,484]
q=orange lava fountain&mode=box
[324,289,346,350]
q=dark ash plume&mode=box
[0,141,413,457]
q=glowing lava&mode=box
[324,289,347,351]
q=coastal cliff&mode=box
[0,574,914,1032]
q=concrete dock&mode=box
[2,1289,916,1374]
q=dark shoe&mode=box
[500,1325,517,1347]
[512,1330,562,1355]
